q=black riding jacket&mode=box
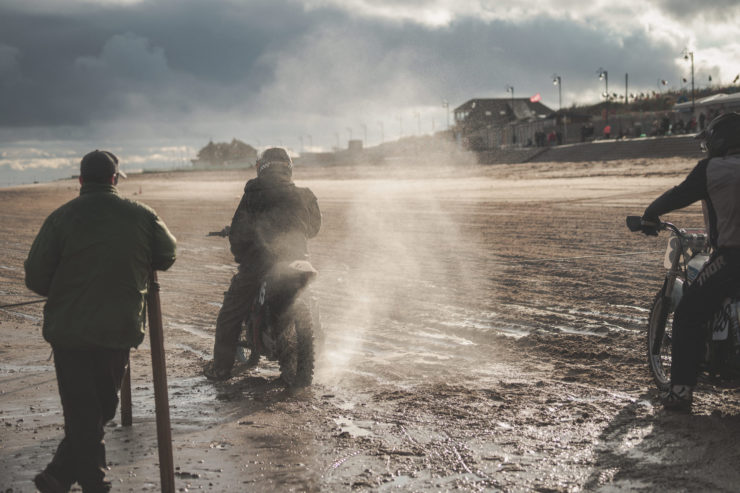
[228,171,321,266]
[644,153,740,250]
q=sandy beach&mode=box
[3,157,740,492]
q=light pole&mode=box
[682,48,695,113]
[598,68,609,123]
[552,74,562,110]
[553,74,566,143]
[625,73,629,105]
[506,84,514,107]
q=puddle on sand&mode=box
[168,322,214,340]
[172,342,211,359]
[333,416,375,437]
[409,329,476,346]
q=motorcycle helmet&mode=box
[696,112,740,158]
[257,147,293,177]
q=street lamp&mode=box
[682,48,695,113]
[552,74,562,110]
[598,68,609,123]
[552,74,566,143]
[597,68,608,99]
[506,84,514,106]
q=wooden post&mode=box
[120,363,132,426]
[147,270,176,493]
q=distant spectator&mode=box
[688,117,697,133]
[660,116,670,135]
[674,119,685,134]
[603,124,611,139]
[699,112,706,131]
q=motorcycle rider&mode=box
[204,147,321,381]
[640,112,740,411]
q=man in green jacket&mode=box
[25,150,177,493]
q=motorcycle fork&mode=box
[652,252,684,356]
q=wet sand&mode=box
[3,158,740,492]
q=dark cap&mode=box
[80,150,126,180]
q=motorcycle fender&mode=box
[669,277,684,312]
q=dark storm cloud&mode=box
[656,0,740,20]
[0,0,693,135]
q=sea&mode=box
[0,140,198,187]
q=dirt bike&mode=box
[626,216,740,391]
[235,260,318,388]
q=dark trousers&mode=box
[213,264,262,372]
[45,346,129,492]
[671,251,740,386]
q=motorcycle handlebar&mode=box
[625,215,684,237]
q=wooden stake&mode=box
[120,363,132,427]
[147,270,176,493]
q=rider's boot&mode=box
[661,384,693,412]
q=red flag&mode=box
[530,93,541,103]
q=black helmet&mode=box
[256,147,293,177]
[696,112,740,158]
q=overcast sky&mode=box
[1,0,739,156]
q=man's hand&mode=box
[640,216,660,236]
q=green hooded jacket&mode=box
[24,183,177,349]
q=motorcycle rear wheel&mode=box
[277,321,298,386]
[293,301,315,388]
[647,289,673,391]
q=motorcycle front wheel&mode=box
[647,289,673,391]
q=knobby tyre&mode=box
[647,289,672,391]
[277,319,298,386]
[292,300,315,388]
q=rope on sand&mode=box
[0,298,46,309]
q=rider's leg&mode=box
[671,252,740,387]
[211,266,260,376]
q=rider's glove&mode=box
[640,215,659,236]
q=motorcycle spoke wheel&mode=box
[647,291,673,391]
